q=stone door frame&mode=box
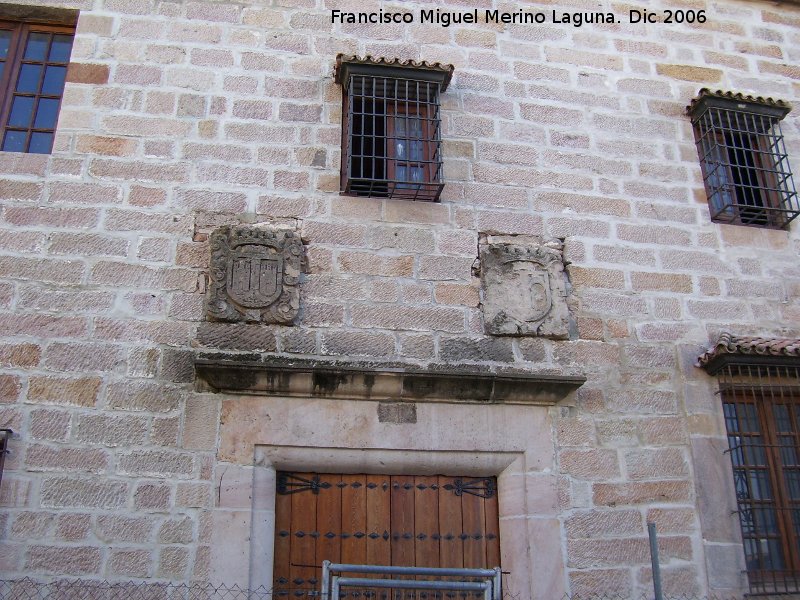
[213,443,564,600]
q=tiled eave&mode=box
[194,354,585,405]
[698,333,800,374]
[687,88,791,120]
[334,54,455,91]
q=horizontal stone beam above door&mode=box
[194,354,585,405]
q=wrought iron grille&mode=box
[0,428,11,489]
[689,94,799,229]
[342,73,443,202]
[718,363,800,595]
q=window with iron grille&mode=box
[688,89,799,230]
[701,337,800,595]
[0,17,75,154]
[335,55,454,202]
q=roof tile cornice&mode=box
[334,54,455,91]
[687,88,792,118]
[698,333,800,370]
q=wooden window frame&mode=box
[718,363,800,595]
[0,18,75,154]
[385,102,438,189]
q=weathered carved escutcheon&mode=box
[206,225,304,324]
[480,237,570,338]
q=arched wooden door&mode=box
[273,472,501,597]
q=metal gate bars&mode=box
[321,561,502,600]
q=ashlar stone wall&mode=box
[0,0,798,597]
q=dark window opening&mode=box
[688,90,799,230]
[0,19,75,154]
[335,56,453,202]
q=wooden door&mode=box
[273,472,500,597]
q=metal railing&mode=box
[321,562,502,600]
[0,578,752,600]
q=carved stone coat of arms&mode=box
[480,238,570,339]
[206,226,304,324]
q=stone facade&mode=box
[0,0,799,598]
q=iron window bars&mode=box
[0,428,10,489]
[702,338,800,595]
[688,89,799,230]
[0,18,75,154]
[335,55,454,202]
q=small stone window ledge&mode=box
[194,354,585,406]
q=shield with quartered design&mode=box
[206,226,304,324]
[227,250,282,308]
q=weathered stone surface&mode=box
[26,545,102,574]
[95,515,155,543]
[195,355,584,405]
[206,225,304,324]
[107,549,152,578]
[565,509,642,538]
[377,402,417,424]
[158,546,189,578]
[158,516,194,544]
[480,237,570,338]
[134,483,171,510]
[692,437,740,543]
[40,477,128,509]
[119,450,194,478]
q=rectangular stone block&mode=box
[95,515,155,543]
[27,377,101,407]
[593,481,692,506]
[26,545,102,575]
[351,305,465,333]
[119,450,195,478]
[41,476,128,509]
[182,396,219,451]
[25,444,109,474]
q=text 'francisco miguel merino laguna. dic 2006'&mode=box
[330,9,621,28]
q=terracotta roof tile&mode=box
[334,54,455,90]
[698,332,800,368]
[687,88,791,116]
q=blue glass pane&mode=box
[0,30,11,59]
[410,140,423,161]
[23,32,49,61]
[2,130,27,152]
[16,64,42,93]
[42,66,66,95]
[28,132,53,154]
[49,35,73,62]
[8,96,35,127]
[34,98,59,129]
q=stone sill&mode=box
[194,354,585,405]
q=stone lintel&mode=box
[194,355,585,405]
